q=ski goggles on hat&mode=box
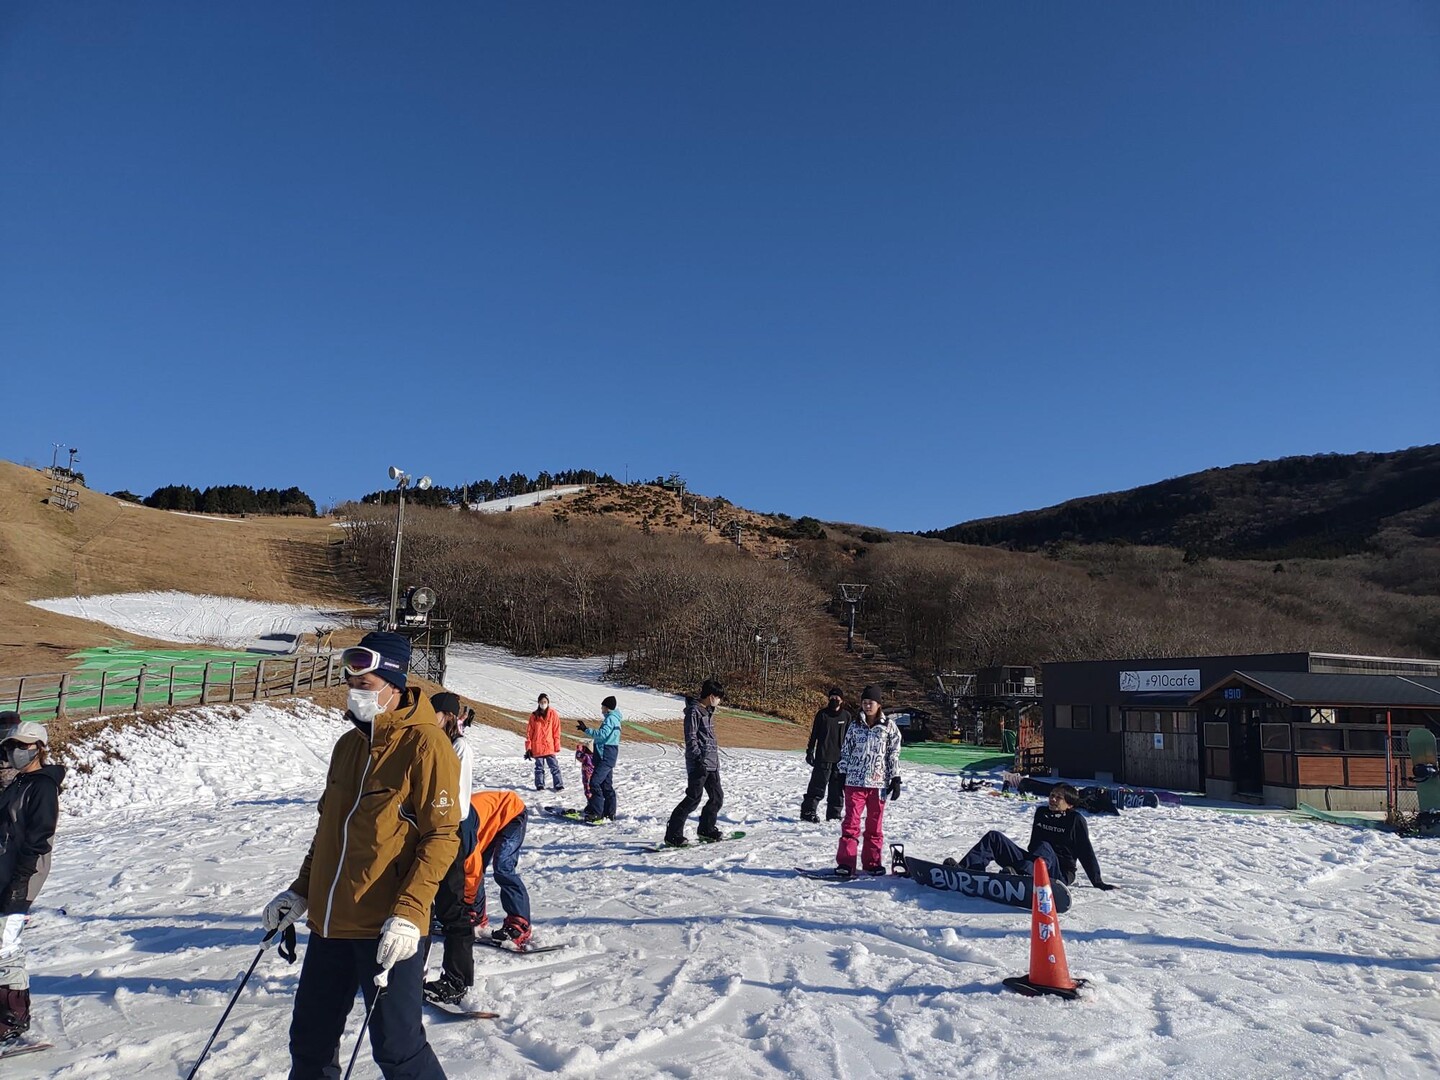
[342,647,388,679]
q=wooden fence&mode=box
[1,653,344,722]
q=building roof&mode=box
[1191,671,1440,708]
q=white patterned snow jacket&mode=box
[837,712,902,790]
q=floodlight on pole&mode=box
[838,583,868,653]
[386,466,427,629]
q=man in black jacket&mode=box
[954,783,1115,890]
[800,688,852,823]
[664,680,725,847]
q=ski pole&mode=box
[342,968,389,1080]
[187,923,297,1079]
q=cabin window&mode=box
[1260,723,1292,751]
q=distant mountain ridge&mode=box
[928,444,1440,560]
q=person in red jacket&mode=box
[525,693,564,792]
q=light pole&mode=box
[50,443,63,472]
[386,465,432,629]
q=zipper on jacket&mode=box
[322,751,374,937]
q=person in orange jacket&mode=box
[459,791,533,949]
[525,693,564,792]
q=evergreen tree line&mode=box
[359,469,615,509]
[143,484,317,516]
[342,505,818,714]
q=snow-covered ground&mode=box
[18,592,1440,1078]
[467,485,587,513]
[21,700,1440,1079]
[27,593,350,650]
[445,643,683,722]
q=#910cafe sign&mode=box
[1119,669,1200,692]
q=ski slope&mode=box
[15,699,1440,1079]
[444,642,683,722]
[17,592,1440,1077]
[28,592,349,650]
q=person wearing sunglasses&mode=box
[263,631,460,1079]
[0,716,63,1048]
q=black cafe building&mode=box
[1040,652,1440,808]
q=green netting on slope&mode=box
[11,646,280,719]
[71,645,264,670]
[900,742,1014,772]
[1296,803,1389,831]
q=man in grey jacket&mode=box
[664,680,725,847]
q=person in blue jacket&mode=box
[576,696,621,822]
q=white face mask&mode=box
[4,745,37,771]
[347,688,388,724]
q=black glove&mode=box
[888,777,901,802]
[1094,881,1116,891]
[524,750,533,761]
[575,721,587,734]
[805,752,815,767]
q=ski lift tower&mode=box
[838,583,867,653]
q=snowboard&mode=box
[0,1038,54,1060]
[903,855,1072,913]
[1409,727,1440,820]
[637,831,746,854]
[1018,777,1175,810]
[474,937,569,956]
[423,995,501,1020]
[542,806,611,825]
[793,866,888,881]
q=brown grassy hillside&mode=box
[0,459,364,675]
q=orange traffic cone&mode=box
[1001,858,1087,1000]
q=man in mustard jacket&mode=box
[263,631,459,1080]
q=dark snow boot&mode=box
[423,975,467,1005]
[0,987,30,1041]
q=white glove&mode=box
[376,916,421,970]
[262,889,307,933]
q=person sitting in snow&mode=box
[951,782,1115,890]
[0,717,64,1047]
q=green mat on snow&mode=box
[899,742,1014,771]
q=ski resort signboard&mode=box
[1118,668,1200,693]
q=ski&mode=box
[636,830,746,854]
[424,996,501,1020]
[475,937,568,955]
[0,1039,54,1060]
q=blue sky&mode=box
[2,2,1436,530]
